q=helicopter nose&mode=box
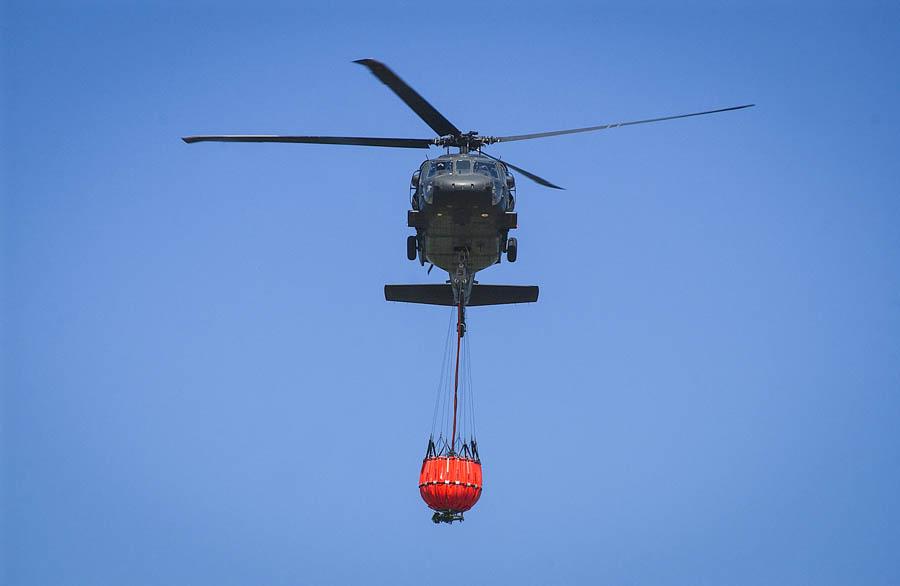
[432,173,492,192]
[431,173,495,208]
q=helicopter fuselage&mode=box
[183,58,751,318]
[408,153,517,275]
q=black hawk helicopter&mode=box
[184,59,753,334]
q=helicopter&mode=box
[183,59,753,334]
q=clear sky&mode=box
[3,1,899,584]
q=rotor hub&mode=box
[434,132,498,151]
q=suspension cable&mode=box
[451,301,463,454]
[465,325,477,442]
[431,310,454,438]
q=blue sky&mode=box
[3,1,899,584]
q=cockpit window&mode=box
[427,160,452,177]
[474,161,499,178]
[455,160,471,173]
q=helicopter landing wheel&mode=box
[407,235,417,261]
[507,237,518,263]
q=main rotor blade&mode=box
[481,151,564,190]
[354,59,461,137]
[181,135,433,149]
[494,104,755,143]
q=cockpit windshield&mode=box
[427,160,452,177]
[455,160,471,173]
[474,161,499,179]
